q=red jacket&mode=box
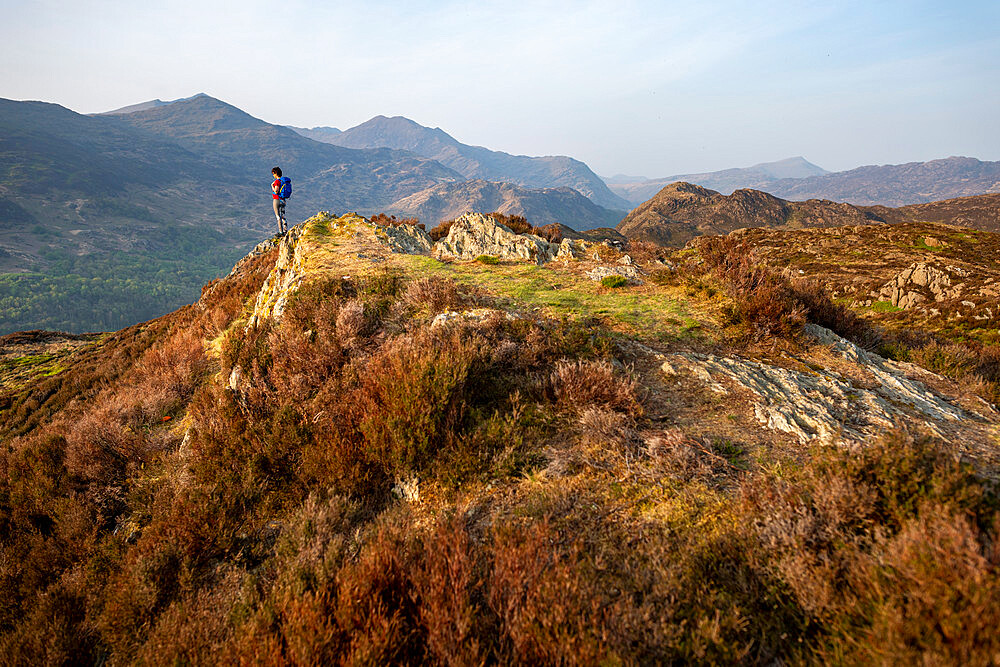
[272,178,281,199]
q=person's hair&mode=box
[271,166,282,177]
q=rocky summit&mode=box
[616,181,883,246]
[4,208,1000,664]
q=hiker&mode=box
[271,166,292,234]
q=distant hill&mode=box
[616,182,882,246]
[609,157,829,204]
[765,157,1000,206]
[611,156,1000,207]
[289,125,342,143]
[871,193,1000,231]
[385,179,624,230]
[292,115,631,210]
[0,95,467,333]
[98,94,204,115]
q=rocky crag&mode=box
[617,182,884,246]
[234,211,994,455]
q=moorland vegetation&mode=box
[1,212,999,664]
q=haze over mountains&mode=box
[385,179,623,230]
[289,115,631,211]
[610,156,1000,207]
[609,157,830,203]
[3,90,1000,335]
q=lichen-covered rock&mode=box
[247,223,308,328]
[661,324,965,444]
[374,222,433,254]
[879,262,965,308]
[556,238,583,260]
[431,308,513,329]
[586,265,644,285]
[433,213,556,264]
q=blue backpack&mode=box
[278,176,292,199]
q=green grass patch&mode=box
[475,255,500,265]
[869,300,902,313]
[600,275,628,288]
[392,254,708,338]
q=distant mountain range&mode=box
[609,157,829,203]
[616,182,1000,246]
[4,90,1000,334]
[609,156,1000,207]
[290,115,631,211]
[763,157,1000,207]
[385,179,623,230]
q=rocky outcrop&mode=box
[373,222,433,254]
[433,213,557,264]
[660,324,965,445]
[247,213,432,328]
[617,182,881,247]
[585,265,644,285]
[247,224,309,328]
[878,262,966,309]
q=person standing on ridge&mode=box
[271,166,292,235]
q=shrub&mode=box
[697,235,880,345]
[548,359,642,416]
[743,428,1000,664]
[600,275,628,289]
[475,255,500,265]
[402,276,461,315]
[428,219,456,242]
[486,212,532,235]
[532,223,564,244]
[354,331,484,475]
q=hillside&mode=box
[294,115,631,210]
[616,181,882,246]
[768,156,1000,206]
[110,95,463,213]
[610,157,829,204]
[288,125,342,143]
[611,156,1000,207]
[384,179,624,230]
[0,95,465,334]
[3,209,999,663]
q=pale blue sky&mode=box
[2,0,998,176]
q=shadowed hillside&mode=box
[385,179,624,230]
[295,115,631,210]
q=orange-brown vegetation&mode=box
[2,236,999,665]
[369,213,424,230]
[428,212,563,243]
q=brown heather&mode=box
[2,235,999,665]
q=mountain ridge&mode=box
[293,114,631,210]
[385,179,623,230]
[611,156,1000,207]
[616,181,883,246]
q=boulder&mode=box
[433,213,556,265]
[878,262,964,308]
[586,265,644,285]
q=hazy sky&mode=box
[2,0,998,176]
